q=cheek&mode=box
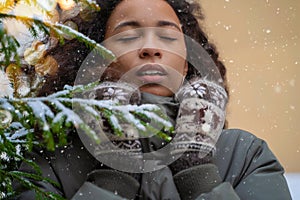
[115,53,136,71]
[170,55,187,74]
[106,52,136,76]
[166,43,187,74]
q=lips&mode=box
[136,64,167,83]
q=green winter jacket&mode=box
[13,129,292,200]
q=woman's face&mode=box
[103,0,188,96]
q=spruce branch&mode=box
[1,82,174,150]
[0,21,20,66]
[0,12,115,64]
[4,170,64,200]
[0,82,174,199]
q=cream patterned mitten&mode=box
[85,81,143,160]
[170,77,228,174]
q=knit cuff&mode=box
[173,164,222,200]
[169,151,213,174]
[87,169,140,200]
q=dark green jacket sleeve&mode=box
[71,182,126,200]
[12,151,64,199]
[196,182,240,200]
[13,150,130,200]
[13,134,135,200]
[211,129,292,200]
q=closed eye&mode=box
[159,36,178,41]
[117,36,140,42]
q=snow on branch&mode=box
[1,82,174,150]
[0,80,174,198]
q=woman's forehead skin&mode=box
[105,0,182,37]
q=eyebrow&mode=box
[114,21,140,31]
[114,20,182,31]
[157,20,181,31]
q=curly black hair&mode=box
[39,0,228,96]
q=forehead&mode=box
[106,0,180,27]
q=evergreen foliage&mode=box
[0,0,174,198]
[0,82,173,199]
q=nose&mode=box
[139,47,162,59]
[138,33,162,59]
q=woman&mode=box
[15,0,292,199]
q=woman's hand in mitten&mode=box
[83,81,143,160]
[170,77,228,174]
[169,78,227,199]
[81,81,143,182]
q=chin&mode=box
[139,84,174,97]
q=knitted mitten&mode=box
[91,81,141,104]
[85,81,143,159]
[81,82,143,180]
[169,78,228,174]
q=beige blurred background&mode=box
[199,0,299,172]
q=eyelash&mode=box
[159,36,177,41]
[117,35,178,42]
[117,36,140,42]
